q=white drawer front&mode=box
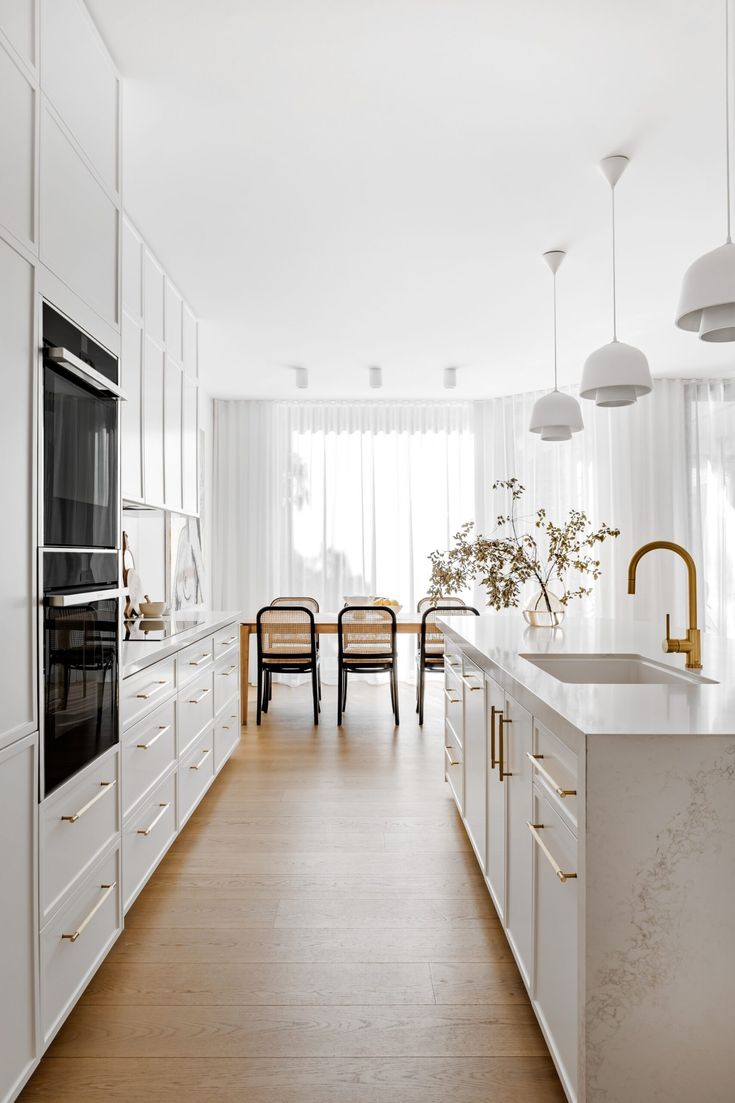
[532,787,578,1100]
[177,637,214,689]
[214,655,239,715]
[213,624,239,659]
[178,727,214,827]
[121,657,176,730]
[214,707,240,773]
[41,847,121,1046]
[122,698,177,818]
[444,720,463,812]
[123,772,177,913]
[444,664,463,746]
[41,752,119,924]
[178,671,214,755]
[532,721,578,833]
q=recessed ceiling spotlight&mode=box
[369,365,382,389]
[293,366,308,389]
[443,366,458,389]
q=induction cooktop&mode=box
[123,614,208,642]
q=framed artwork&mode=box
[166,512,205,612]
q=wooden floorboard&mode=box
[21,680,565,1102]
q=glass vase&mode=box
[523,589,565,628]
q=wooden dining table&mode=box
[239,612,429,724]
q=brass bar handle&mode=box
[218,635,237,646]
[61,780,116,823]
[136,679,170,701]
[527,753,576,798]
[61,881,117,942]
[137,803,171,836]
[489,706,500,769]
[461,673,483,691]
[189,747,212,771]
[446,656,461,668]
[445,747,461,767]
[528,822,577,883]
[189,688,211,705]
[498,716,512,780]
[219,665,237,677]
[189,652,211,667]
[444,688,460,705]
[137,724,171,751]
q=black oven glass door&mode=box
[44,592,119,796]
[44,365,118,548]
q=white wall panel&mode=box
[164,358,183,510]
[40,106,118,326]
[39,0,119,193]
[183,303,197,378]
[0,0,35,70]
[121,313,143,500]
[143,249,164,345]
[122,218,142,320]
[182,375,198,515]
[165,279,183,363]
[0,44,35,247]
[0,236,35,747]
[142,335,164,507]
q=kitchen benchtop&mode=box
[439,614,735,738]
[122,611,240,678]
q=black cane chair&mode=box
[256,606,320,725]
[416,604,480,726]
[337,605,399,726]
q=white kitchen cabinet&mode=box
[121,312,143,500]
[0,0,36,70]
[182,373,198,514]
[143,248,164,345]
[0,236,35,748]
[39,0,120,194]
[142,335,165,507]
[503,691,534,986]
[485,676,506,921]
[165,279,183,363]
[164,358,183,510]
[182,302,197,377]
[532,786,578,1100]
[0,41,35,249]
[0,732,37,1103]
[461,660,486,868]
[122,218,143,321]
[40,106,119,327]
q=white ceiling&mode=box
[88,0,735,399]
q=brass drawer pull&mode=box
[489,705,500,769]
[218,635,237,646]
[189,747,212,771]
[61,780,116,823]
[137,803,171,836]
[219,666,237,677]
[445,748,461,767]
[136,679,170,701]
[137,724,171,751]
[527,752,576,797]
[498,715,512,780]
[189,688,211,705]
[528,822,577,883]
[444,688,460,705]
[61,881,117,942]
[462,673,483,691]
[189,652,211,667]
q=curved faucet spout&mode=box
[627,541,701,670]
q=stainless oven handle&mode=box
[46,589,120,607]
[46,347,126,401]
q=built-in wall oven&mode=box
[40,304,125,797]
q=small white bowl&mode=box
[139,600,166,617]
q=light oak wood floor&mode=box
[22,681,565,1102]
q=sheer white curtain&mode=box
[212,400,475,680]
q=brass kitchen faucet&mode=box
[627,541,702,670]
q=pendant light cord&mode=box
[552,270,558,390]
[727,0,732,241]
[611,186,618,340]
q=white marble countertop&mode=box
[439,614,735,738]
[122,611,240,678]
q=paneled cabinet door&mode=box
[461,663,486,868]
[485,676,506,921]
[142,336,164,507]
[0,732,37,1103]
[503,692,534,986]
[182,374,198,514]
[121,313,143,500]
[0,236,35,745]
[164,358,183,510]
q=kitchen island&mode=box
[438,614,735,1103]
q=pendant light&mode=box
[676,0,735,340]
[580,155,653,406]
[529,250,584,441]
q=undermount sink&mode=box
[520,652,718,686]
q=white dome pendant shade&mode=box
[580,155,653,407]
[529,250,584,442]
[676,0,735,341]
